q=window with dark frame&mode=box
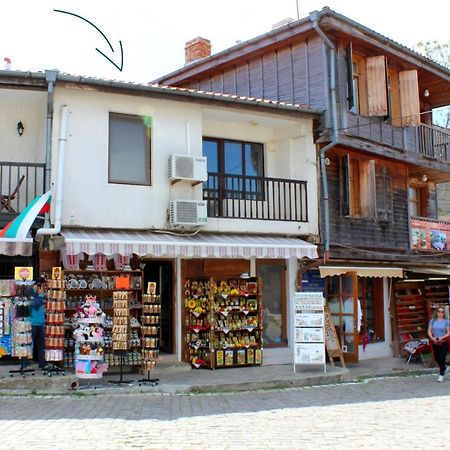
[202,138,265,200]
[108,113,151,185]
[358,278,385,343]
[408,185,427,218]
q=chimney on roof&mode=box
[272,17,295,30]
[185,37,211,65]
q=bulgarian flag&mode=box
[0,191,51,239]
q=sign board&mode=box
[323,306,345,367]
[293,292,326,373]
[301,269,325,292]
[411,218,449,251]
[14,267,33,281]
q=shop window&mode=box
[202,138,264,199]
[256,260,287,347]
[341,155,376,218]
[108,113,151,185]
[358,278,384,343]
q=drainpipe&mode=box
[44,70,58,192]
[310,11,339,258]
[36,105,69,238]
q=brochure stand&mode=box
[293,292,326,374]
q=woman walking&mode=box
[428,307,450,382]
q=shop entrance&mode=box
[325,273,360,363]
[143,260,175,354]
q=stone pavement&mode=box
[0,374,449,449]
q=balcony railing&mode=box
[0,161,46,215]
[345,112,450,165]
[203,173,308,222]
[410,216,450,251]
[418,124,450,162]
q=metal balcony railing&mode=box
[203,173,308,222]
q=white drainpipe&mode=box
[36,105,69,238]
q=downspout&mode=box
[310,11,339,259]
[36,105,69,238]
[44,70,58,192]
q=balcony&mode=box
[344,112,450,166]
[410,216,450,251]
[0,161,46,217]
[203,173,308,222]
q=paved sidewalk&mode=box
[0,355,434,395]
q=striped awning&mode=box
[0,238,33,256]
[61,228,317,259]
[319,266,403,278]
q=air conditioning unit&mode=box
[168,154,207,182]
[169,200,208,226]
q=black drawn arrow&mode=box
[54,9,124,72]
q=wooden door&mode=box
[326,273,359,363]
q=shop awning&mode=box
[0,238,33,256]
[61,228,317,259]
[319,266,403,278]
[407,267,450,276]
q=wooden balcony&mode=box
[410,216,450,251]
[344,112,450,166]
[203,173,308,222]
[0,161,46,216]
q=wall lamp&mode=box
[17,121,24,137]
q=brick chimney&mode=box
[185,37,211,65]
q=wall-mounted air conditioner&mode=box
[168,154,207,183]
[169,200,208,226]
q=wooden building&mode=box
[157,7,450,363]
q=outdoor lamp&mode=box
[17,121,24,136]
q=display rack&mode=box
[139,294,160,386]
[45,278,66,376]
[184,277,263,369]
[62,270,143,374]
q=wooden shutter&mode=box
[367,56,388,116]
[376,166,393,222]
[340,155,350,216]
[388,68,401,127]
[346,43,354,111]
[360,160,376,218]
[399,70,420,126]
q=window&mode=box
[202,138,264,199]
[108,113,151,185]
[341,155,376,218]
[256,260,287,347]
[408,185,427,217]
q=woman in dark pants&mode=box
[30,278,47,369]
[428,307,450,382]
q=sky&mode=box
[1,0,449,83]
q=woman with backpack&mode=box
[428,307,450,382]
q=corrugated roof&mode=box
[0,69,320,115]
[155,7,450,84]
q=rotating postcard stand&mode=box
[73,296,107,389]
[10,280,35,378]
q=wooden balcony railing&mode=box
[417,124,450,162]
[203,173,308,222]
[345,112,450,165]
[0,161,46,214]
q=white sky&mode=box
[1,0,449,83]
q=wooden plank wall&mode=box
[183,36,326,110]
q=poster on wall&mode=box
[295,313,324,328]
[411,218,450,251]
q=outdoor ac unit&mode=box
[168,154,207,182]
[169,200,208,226]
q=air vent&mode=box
[169,200,208,226]
[168,154,207,182]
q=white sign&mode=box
[295,313,324,328]
[295,343,325,364]
[294,292,324,310]
[295,327,324,343]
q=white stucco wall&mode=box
[0,89,46,163]
[52,86,318,236]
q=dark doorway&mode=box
[143,260,175,354]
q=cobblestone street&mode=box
[0,374,449,449]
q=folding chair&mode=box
[1,175,25,213]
